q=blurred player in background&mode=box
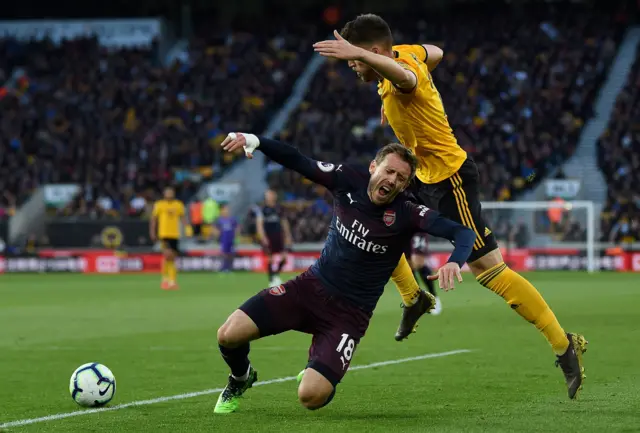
[215,204,239,273]
[314,14,587,399]
[150,187,191,290]
[409,233,441,314]
[256,189,293,286]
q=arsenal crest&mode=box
[268,285,286,296]
[383,210,396,227]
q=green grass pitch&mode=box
[1,272,639,432]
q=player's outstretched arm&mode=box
[313,31,416,90]
[358,50,417,90]
[221,133,345,190]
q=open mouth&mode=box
[378,185,391,197]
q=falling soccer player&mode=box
[313,14,587,399]
[213,132,475,413]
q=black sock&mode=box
[276,257,286,273]
[420,266,436,297]
[219,343,250,378]
[267,259,275,281]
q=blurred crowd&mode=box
[598,45,640,244]
[266,5,621,243]
[1,4,637,248]
[0,20,317,220]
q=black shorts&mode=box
[411,158,498,263]
[161,238,180,253]
[239,270,371,387]
[263,233,285,255]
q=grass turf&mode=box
[1,272,639,432]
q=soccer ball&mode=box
[69,363,116,407]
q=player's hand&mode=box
[380,105,387,126]
[427,262,463,291]
[150,233,156,242]
[313,30,366,61]
[221,132,260,159]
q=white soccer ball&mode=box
[69,363,116,407]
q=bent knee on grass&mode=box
[297,368,335,410]
[217,310,260,348]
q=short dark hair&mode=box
[374,143,417,181]
[340,14,393,49]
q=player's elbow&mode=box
[430,45,444,60]
[423,44,444,69]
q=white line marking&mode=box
[0,349,472,429]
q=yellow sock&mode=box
[391,254,421,306]
[167,260,177,283]
[477,262,569,355]
[161,258,168,281]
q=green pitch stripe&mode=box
[0,349,473,429]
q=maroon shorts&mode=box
[263,233,285,255]
[239,270,372,386]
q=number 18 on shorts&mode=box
[240,271,371,386]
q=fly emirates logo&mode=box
[335,216,388,254]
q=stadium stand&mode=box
[598,45,640,243]
[0,21,316,219]
[264,5,621,243]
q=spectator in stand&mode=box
[0,191,16,219]
[598,45,640,244]
[0,18,318,221]
[190,200,204,241]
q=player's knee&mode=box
[468,248,503,276]
[217,321,245,348]
[216,324,235,347]
[217,310,259,348]
[218,323,249,349]
[297,386,333,410]
[297,368,335,410]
